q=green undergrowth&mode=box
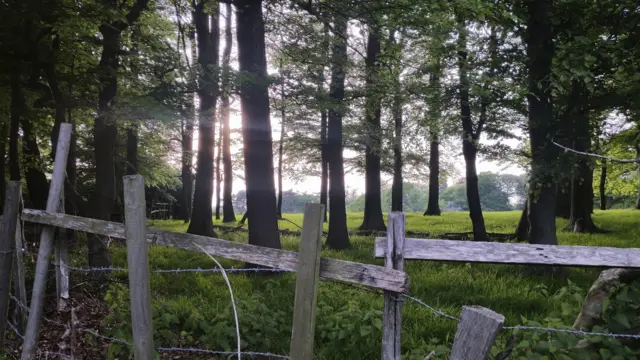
[93,210,640,359]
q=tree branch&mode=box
[552,141,638,164]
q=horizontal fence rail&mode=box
[375,237,640,267]
[22,209,408,293]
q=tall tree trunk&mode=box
[236,0,280,249]
[391,31,403,212]
[9,73,22,181]
[326,15,350,250]
[425,69,442,216]
[457,14,489,242]
[555,184,571,218]
[180,21,196,223]
[221,3,235,223]
[0,122,7,213]
[187,3,219,238]
[20,117,48,209]
[566,82,598,233]
[126,124,138,175]
[319,21,329,222]
[276,103,285,218]
[515,200,530,242]
[525,0,557,246]
[360,26,386,231]
[89,0,149,276]
[599,160,606,210]
[215,111,222,220]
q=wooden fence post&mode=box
[290,203,325,360]
[450,306,505,360]
[13,202,28,332]
[0,181,21,347]
[55,186,70,311]
[382,212,406,360]
[123,175,155,359]
[21,123,72,360]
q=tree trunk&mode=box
[391,33,403,212]
[236,0,280,249]
[180,17,196,223]
[89,0,149,277]
[526,0,557,246]
[20,117,49,210]
[215,111,222,220]
[326,15,350,250]
[126,124,138,175]
[555,184,571,218]
[0,122,7,213]
[187,3,219,238]
[319,21,329,222]
[276,103,285,219]
[221,2,236,223]
[457,14,489,242]
[9,73,22,181]
[515,200,529,242]
[425,69,442,216]
[636,130,640,210]
[599,160,606,210]
[360,26,386,231]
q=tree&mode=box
[236,0,280,249]
[390,30,404,213]
[220,2,236,223]
[424,61,443,216]
[326,14,351,250]
[187,0,219,238]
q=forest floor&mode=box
[5,210,640,359]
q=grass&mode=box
[98,210,640,359]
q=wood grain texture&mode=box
[55,186,70,311]
[123,175,155,359]
[0,181,21,347]
[21,209,408,292]
[13,216,27,332]
[21,123,72,360]
[375,237,640,268]
[290,204,324,360]
[450,306,504,360]
[382,212,405,360]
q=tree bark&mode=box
[126,124,138,175]
[636,130,640,210]
[599,160,607,210]
[236,0,280,249]
[525,0,557,246]
[20,117,49,210]
[515,200,529,242]
[0,122,7,213]
[425,69,442,216]
[391,32,403,212]
[457,14,489,242]
[555,184,571,219]
[221,2,236,223]
[9,73,22,182]
[326,15,350,250]
[276,98,285,218]
[360,26,386,231]
[319,21,329,222]
[187,2,219,238]
[215,110,222,220]
[43,35,66,161]
[180,18,196,223]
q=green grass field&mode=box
[99,210,640,359]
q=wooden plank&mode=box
[0,181,21,347]
[55,186,70,311]
[450,306,504,360]
[375,237,640,268]
[290,204,324,360]
[21,209,408,293]
[21,123,72,360]
[123,175,155,359]
[382,212,405,360]
[13,215,27,332]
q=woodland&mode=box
[2,0,640,358]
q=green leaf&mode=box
[614,312,631,329]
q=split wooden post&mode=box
[13,202,28,332]
[123,175,155,359]
[381,212,406,360]
[290,203,325,360]
[450,306,505,360]
[55,186,70,311]
[21,123,72,360]
[0,181,21,346]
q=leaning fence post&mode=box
[21,123,72,360]
[290,203,325,360]
[381,212,405,360]
[13,200,28,332]
[123,175,155,359]
[450,306,505,360]
[0,181,21,347]
[55,186,70,311]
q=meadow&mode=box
[95,210,640,359]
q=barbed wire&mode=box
[401,294,461,322]
[504,325,640,339]
[60,264,290,274]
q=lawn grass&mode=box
[99,210,640,359]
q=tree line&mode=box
[0,0,639,275]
